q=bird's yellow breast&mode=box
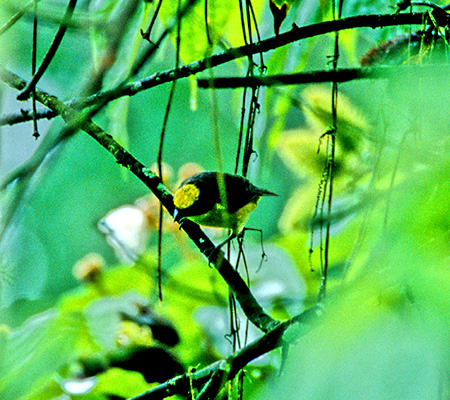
[187,199,259,235]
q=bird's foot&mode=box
[206,245,224,266]
[205,233,236,265]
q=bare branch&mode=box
[0,11,437,126]
[74,11,438,106]
[0,108,56,126]
[197,63,450,88]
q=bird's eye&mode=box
[174,184,200,209]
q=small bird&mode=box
[173,171,277,255]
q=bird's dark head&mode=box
[173,175,217,221]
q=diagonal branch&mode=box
[0,66,278,333]
[129,304,323,400]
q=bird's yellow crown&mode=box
[173,183,200,210]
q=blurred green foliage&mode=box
[259,87,450,398]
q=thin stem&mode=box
[129,0,199,79]
[17,0,78,101]
[0,0,40,36]
[234,85,248,174]
[31,0,39,139]
[318,0,342,300]
[205,0,212,45]
[156,0,182,301]
[141,0,164,42]
[0,109,56,126]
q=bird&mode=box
[173,171,277,257]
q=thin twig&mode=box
[128,0,199,79]
[156,0,182,302]
[0,0,40,36]
[318,0,342,301]
[31,0,40,139]
[141,0,164,42]
[17,0,78,101]
[197,63,450,88]
[0,109,56,126]
[205,0,212,45]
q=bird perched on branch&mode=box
[173,171,277,255]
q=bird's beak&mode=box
[173,209,180,222]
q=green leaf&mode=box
[158,0,265,64]
[94,367,154,398]
[0,311,78,400]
